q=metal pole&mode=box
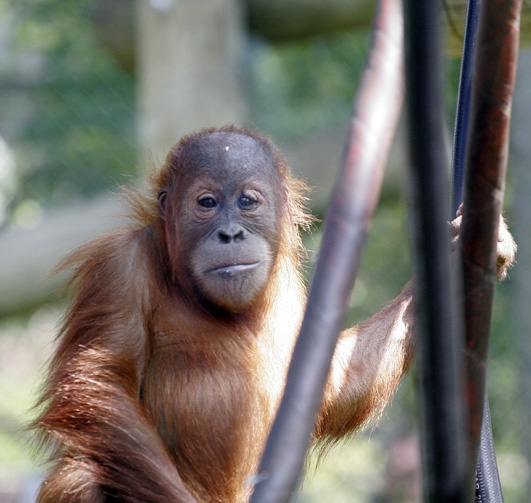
[250,1,404,501]
[459,0,523,493]
[403,1,469,501]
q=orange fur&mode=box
[31,127,516,502]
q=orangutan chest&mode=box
[141,344,270,467]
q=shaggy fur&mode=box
[32,126,516,502]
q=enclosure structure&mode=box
[251,0,522,501]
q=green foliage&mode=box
[250,30,371,141]
[0,0,135,216]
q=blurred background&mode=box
[0,0,531,501]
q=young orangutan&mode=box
[33,126,516,502]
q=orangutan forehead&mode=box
[178,132,279,180]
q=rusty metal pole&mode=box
[459,0,523,493]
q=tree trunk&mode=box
[135,0,247,160]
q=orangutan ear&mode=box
[158,188,168,221]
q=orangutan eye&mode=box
[198,196,217,209]
[238,194,258,210]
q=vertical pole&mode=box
[451,0,482,217]
[460,0,522,491]
[403,1,469,501]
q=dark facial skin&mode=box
[159,132,283,312]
